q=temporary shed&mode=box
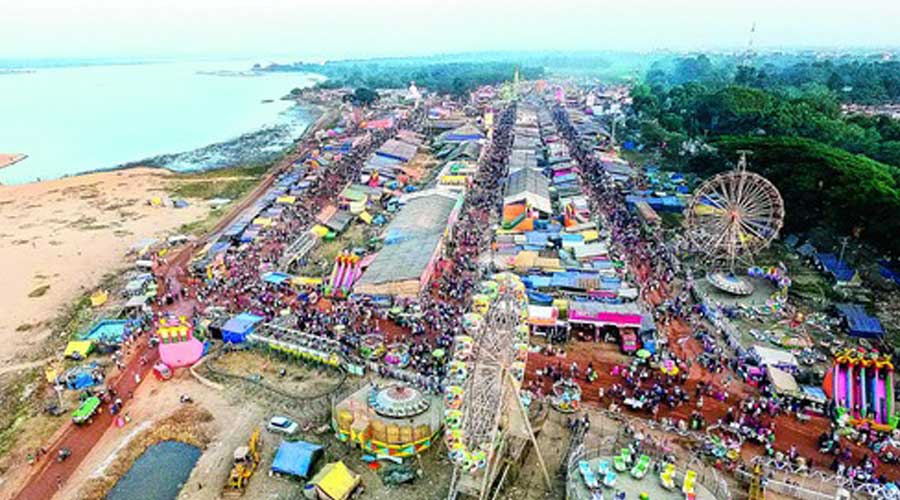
[271,440,323,479]
[573,243,608,260]
[376,139,418,162]
[355,191,462,297]
[767,366,801,398]
[750,345,798,371]
[504,168,551,214]
[441,123,485,142]
[527,305,559,327]
[221,313,264,343]
[262,272,293,286]
[310,461,360,500]
[835,303,884,338]
[815,253,858,284]
[323,211,354,234]
[567,302,642,328]
[64,341,94,359]
[124,295,149,310]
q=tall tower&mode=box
[513,66,520,99]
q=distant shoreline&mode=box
[4,101,323,187]
[0,153,27,170]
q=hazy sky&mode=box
[3,0,899,61]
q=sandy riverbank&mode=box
[0,167,211,365]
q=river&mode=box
[0,60,320,184]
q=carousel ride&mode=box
[686,152,785,296]
[445,273,550,500]
[334,381,443,458]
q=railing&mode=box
[563,410,732,500]
[747,455,900,500]
[203,343,348,424]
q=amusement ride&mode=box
[686,151,785,295]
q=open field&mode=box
[0,168,213,365]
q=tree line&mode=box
[627,55,900,257]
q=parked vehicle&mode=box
[266,416,298,435]
[72,396,101,424]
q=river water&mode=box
[106,440,202,500]
[0,60,319,184]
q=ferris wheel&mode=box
[686,152,784,291]
[444,273,549,500]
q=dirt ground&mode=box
[0,168,211,365]
[49,371,270,500]
[40,360,453,500]
[211,350,344,396]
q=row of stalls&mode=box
[490,102,656,352]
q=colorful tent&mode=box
[90,291,108,307]
[64,341,94,359]
[835,303,884,338]
[271,440,323,478]
[310,461,360,500]
[221,313,264,343]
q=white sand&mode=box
[0,168,210,365]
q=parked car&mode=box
[267,416,298,435]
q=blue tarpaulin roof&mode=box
[879,260,900,286]
[816,253,856,282]
[222,313,264,343]
[525,231,551,246]
[624,195,685,213]
[835,303,884,338]
[271,440,323,478]
[208,241,231,256]
[263,272,292,285]
[524,275,553,289]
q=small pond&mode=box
[106,440,201,500]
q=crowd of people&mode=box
[150,99,526,399]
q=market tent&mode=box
[124,295,149,309]
[221,313,265,343]
[310,461,360,500]
[835,303,884,338]
[504,168,551,214]
[514,251,539,271]
[767,366,801,397]
[527,305,559,327]
[750,345,798,371]
[568,302,642,328]
[271,440,323,478]
[441,123,485,142]
[262,271,293,285]
[90,290,109,307]
[64,341,94,359]
[815,252,857,283]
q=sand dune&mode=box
[0,168,210,365]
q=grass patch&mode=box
[169,177,261,201]
[0,370,43,461]
[171,163,269,180]
[27,285,50,298]
[177,208,225,236]
[15,323,33,332]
